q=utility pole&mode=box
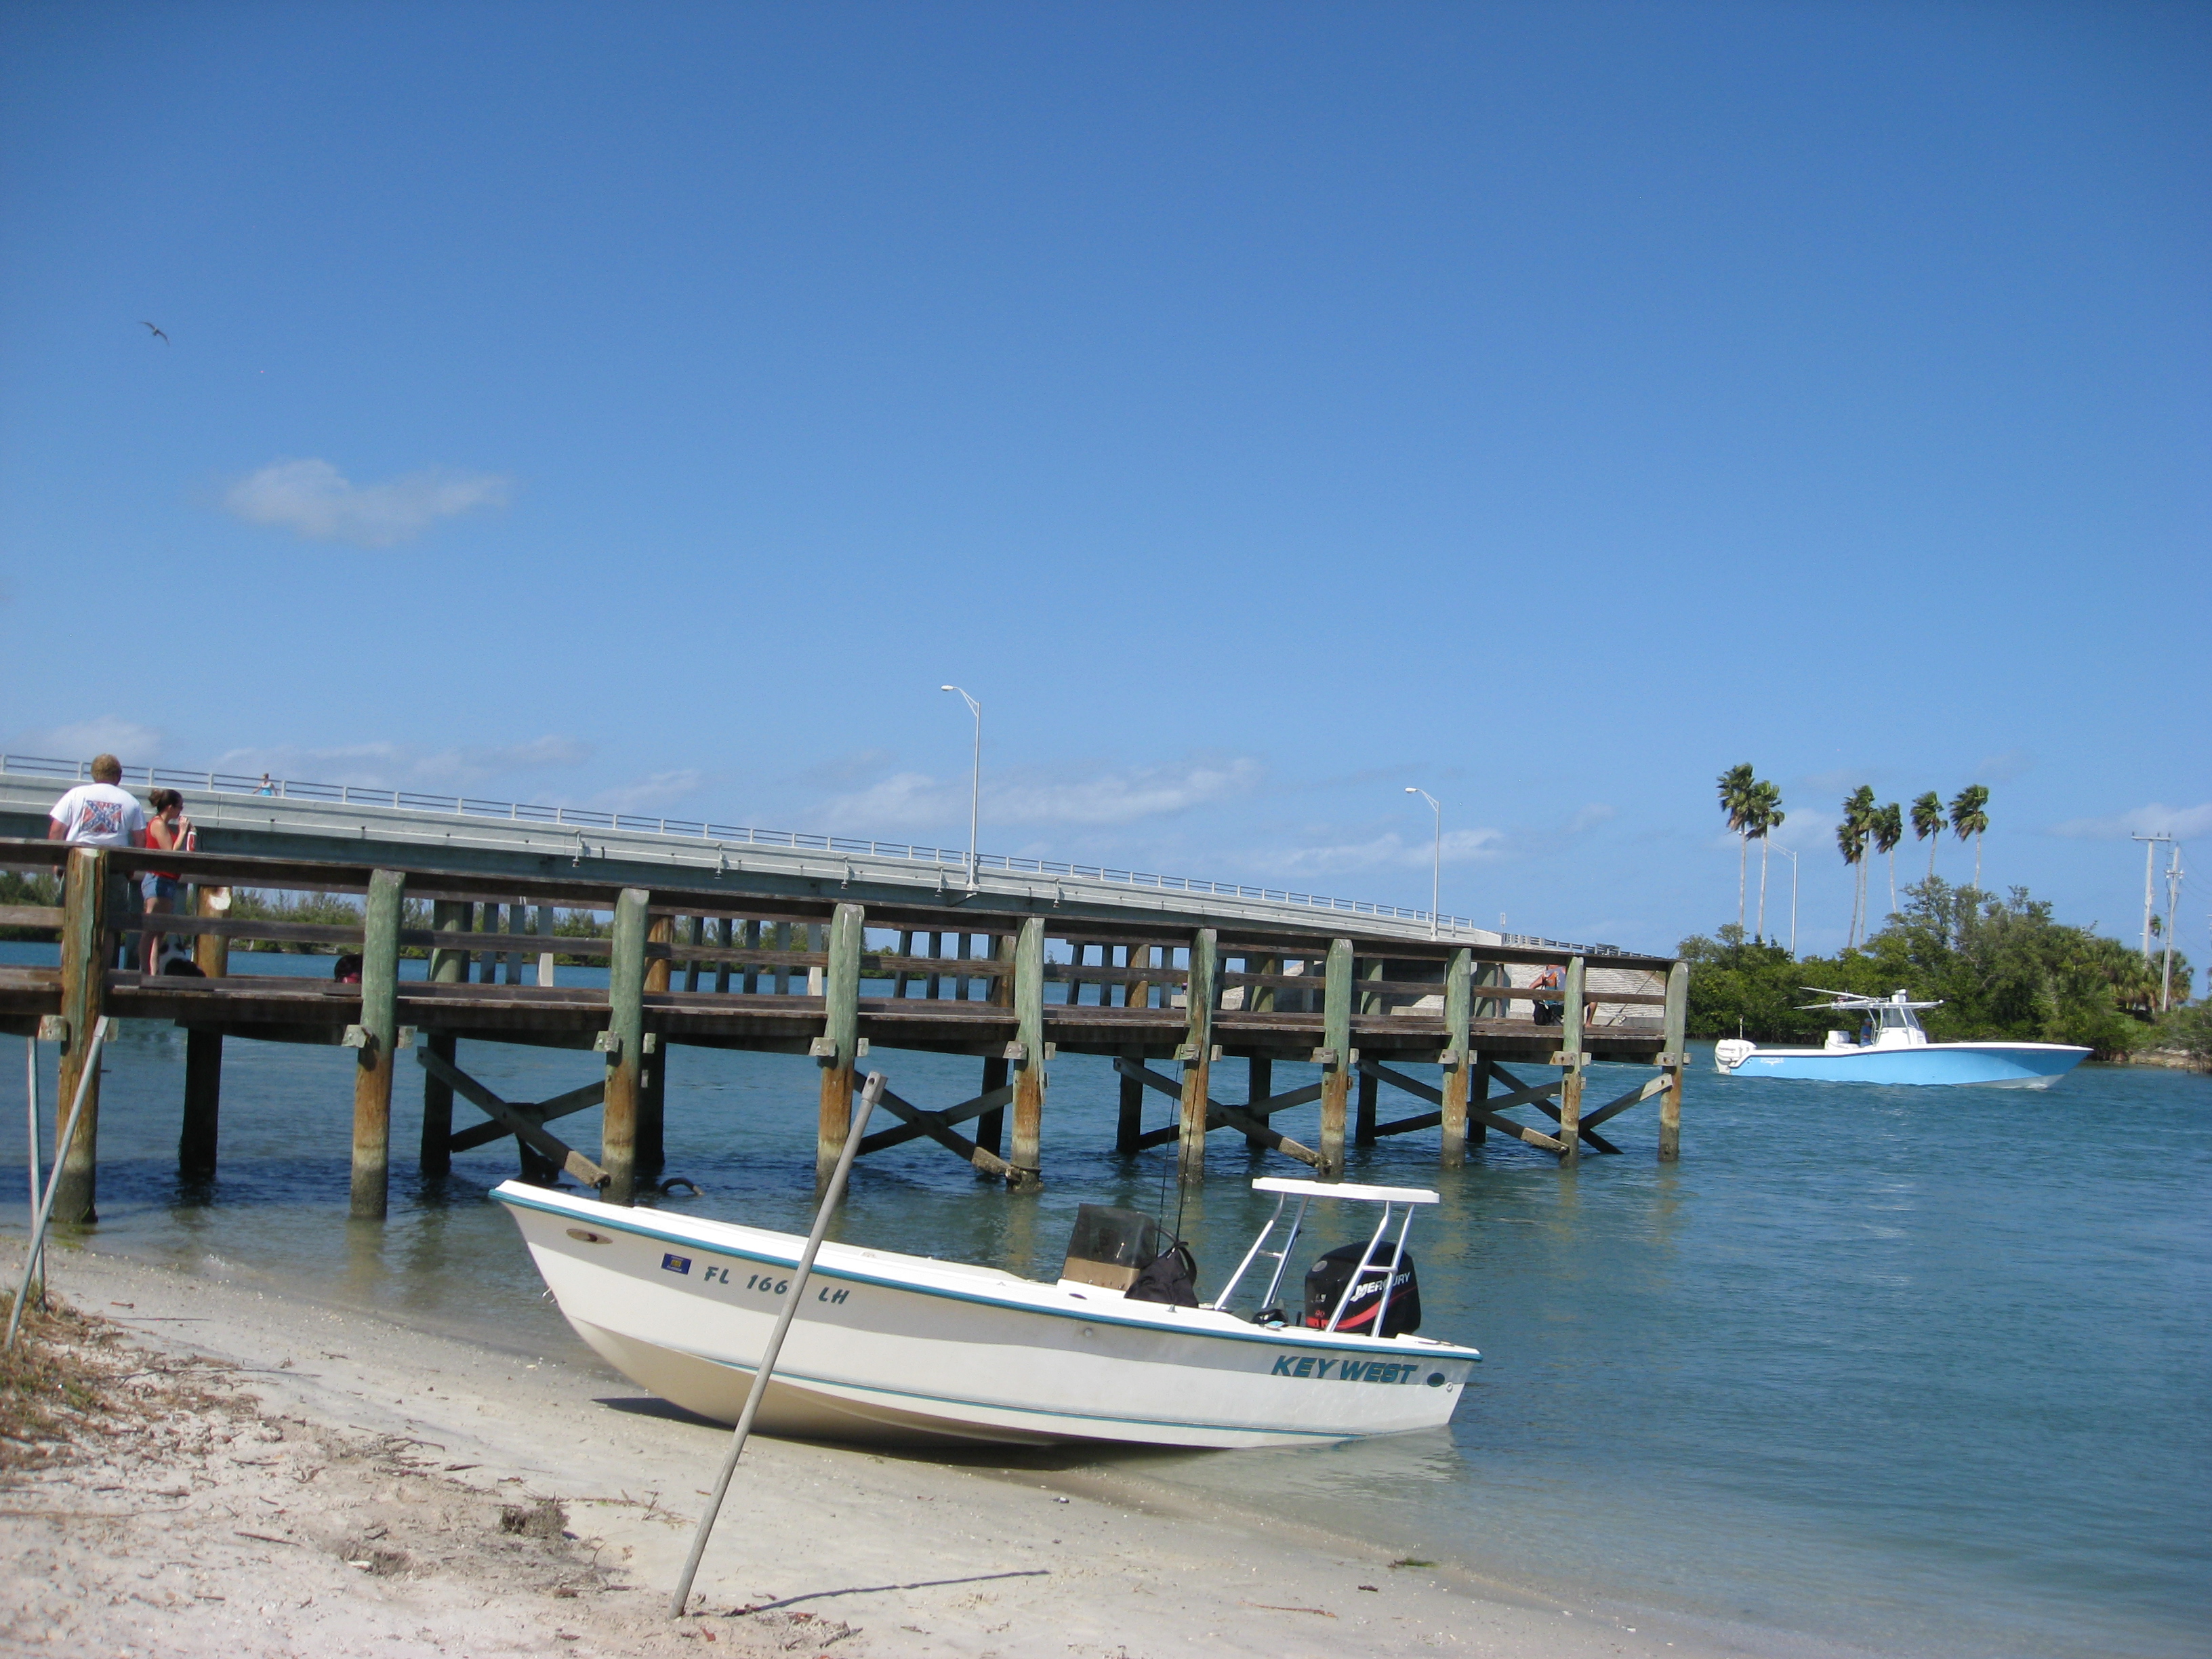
[2133,834,2171,962]
[1774,844,1800,958]
[2160,842,2182,1012]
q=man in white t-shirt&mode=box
[47,754,148,848]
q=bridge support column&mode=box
[602,888,648,1204]
[52,847,106,1227]
[349,869,405,1220]
[1176,929,1217,1185]
[814,903,864,1193]
[1660,959,1688,1162]
[1317,938,1353,1179]
[1556,956,1586,1166]
[1008,917,1046,1191]
[1439,948,1472,1166]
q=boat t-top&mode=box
[1713,988,2090,1086]
[495,1175,1479,1449]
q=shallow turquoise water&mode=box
[3,943,2206,1657]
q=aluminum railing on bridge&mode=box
[1,752,1629,956]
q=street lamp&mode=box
[1405,787,1441,939]
[940,685,981,890]
[1772,844,1799,958]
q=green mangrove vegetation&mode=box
[1681,878,2194,1057]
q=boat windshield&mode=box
[1207,1178,1438,1333]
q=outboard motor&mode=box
[1303,1242,1420,1336]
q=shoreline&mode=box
[1,1238,1871,1659]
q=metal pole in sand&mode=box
[23,1038,41,1311]
[6,1017,112,1351]
[669,1069,884,1618]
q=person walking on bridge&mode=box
[47,754,147,848]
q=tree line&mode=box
[1680,877,2198,1059]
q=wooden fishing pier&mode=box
[0,770,1687,1229]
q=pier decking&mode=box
[1,771,1687,1228]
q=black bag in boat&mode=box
[1126,1241,1200,1307]
[1303,1242,1420,1336]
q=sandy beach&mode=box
[0,1240,1842,1659]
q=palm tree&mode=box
[1839,785,1876,947]
[1716,764,1757,933]
[1748,780,1785,941]
[1911,791,1945,880]
[1871,801,1904,917]
[1949,785,1990,890]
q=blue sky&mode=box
[2,2,2205,957]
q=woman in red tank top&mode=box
[140,788,196,973]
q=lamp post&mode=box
[1772,844,1799,958]
[1405,787,1441,939]
[940,685,981,890]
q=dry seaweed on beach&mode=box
[0,1292,173,1473]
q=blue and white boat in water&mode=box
[1714,989,2091,1087]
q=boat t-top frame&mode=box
[1797,987,1942,1013]
[1207,1177,1439,1333]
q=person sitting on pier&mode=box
[46,754,147,848]
[138,788,195,972]
[1530,962,1564,1025]
[332,953,364,984]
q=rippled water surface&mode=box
[3,944,2205,1657]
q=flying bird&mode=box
[140,321,169,344]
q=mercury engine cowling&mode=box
[1303,1242,1420,1336]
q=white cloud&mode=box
[224,458,512,548]
[210,735,590,793]
[2047,802,2212,840]
[588,770,703,815]
[819,756,1263,832]
[1567,803,1618,834]
[10,717,165,764]
[1268,826,1505,876]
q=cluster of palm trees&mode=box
[1718,767,1992,950]
[1715,764,1786,938]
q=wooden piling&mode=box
[1356,1069,1379,1146]
[52,846,106,1226]
[1244,1054,1273,1151]
[537,902,556,987]
[1555,956,1586,1166]
[180,1029,222,1178]
[420,899,468,1176]
[1177,930,1218,1185]
[977,1056,1008,1160]
[1439,947,1472,1166]
[814,902,863,1191]
[1115,1044,1146,1153]
[1009,916,1046,1191]
[741,920,760,996]
[645,912,674,994]
[1318,937,1353,1179]
[1660,959,1688,1162]
[602,888,649,1204]
[349,869,405,1221]
[192,883,229,979]
[715,917,733,994]
[1126,943,1153,1009]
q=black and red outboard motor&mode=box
[1303,1242,1421,1336]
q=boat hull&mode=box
[1717,1042,2089,1086]
[493,1183,1478,1450]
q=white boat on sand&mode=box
[495,1176,1479,1450]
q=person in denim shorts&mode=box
[140,787,196,973]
